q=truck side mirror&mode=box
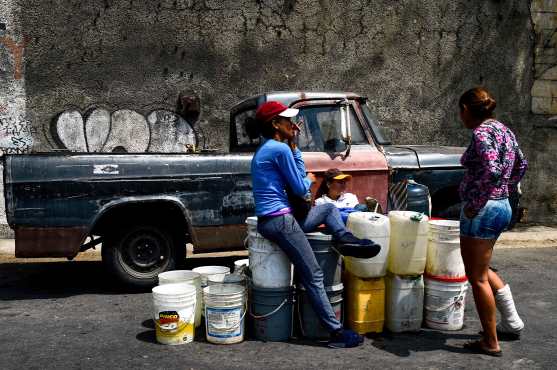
[339,100,352,157]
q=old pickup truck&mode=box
[3,91,467,287]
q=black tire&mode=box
[102,224,178,288]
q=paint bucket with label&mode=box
[424,276,468,331]
[203,284,246,344]
[152,283,197,345]
[246,217,292,288]
[157,270,202,327]
[192,266,231,287]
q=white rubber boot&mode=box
[495,284,524,335]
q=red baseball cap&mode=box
[255,101,299,124]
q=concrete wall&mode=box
[0,0,556,225]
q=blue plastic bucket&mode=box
[298,283,344,339]
[305,232,342,286]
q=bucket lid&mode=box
[429,219,460,229]
[152,282,197,296]
[192,265,230,276]
[203,284,245,296]
[234,258,249,267]
[305,232,333,241]
[209,274,245,284]
[158,270,200,282]
[245,216,258,226]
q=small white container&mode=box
[385,274,424,333]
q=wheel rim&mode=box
[118,229,171,279]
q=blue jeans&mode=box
[257,203,346,333]
[460,199,512,240]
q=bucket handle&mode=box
[249,298,288,320]
[206,303,247,332]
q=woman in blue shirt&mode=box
[251,101,380,348]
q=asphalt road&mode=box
[0,247,555,370]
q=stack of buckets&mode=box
[246,217,296,341]
[344,212,390,334]
[384,211,429,333]
[424,220,468,331]
[152,270,201,345]
[298,232,344,339]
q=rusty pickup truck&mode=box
[3,91,466,286]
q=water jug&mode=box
[345,212,390,278]
[388,211,429,275]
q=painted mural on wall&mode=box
[53,107,198,153]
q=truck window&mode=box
[296,105,367,152]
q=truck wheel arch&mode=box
[90,197,193,244]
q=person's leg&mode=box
[488,269,505,291]
[460,235,500,351]
[257,214,342,333]
[489,269,524,335]
[300,203,345,237]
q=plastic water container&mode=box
[157,270,202,327]
[388,211,429,275]
[246,217,292,288]
[344,271,385,334]
[345,212,390,278]
[192,266,231,287]
[406,179,431,216]
[203,284,246,344]
[306,232,341,286]
[250,285,295,342]
[152,283,197,345]
[385,274,424,332]
[424,277,468,331]
[298,283,344,339]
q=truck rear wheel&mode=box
[102,224,178,288]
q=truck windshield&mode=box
[296,105,367,152]
[361,103,392,145]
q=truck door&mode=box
[291,100,389,210]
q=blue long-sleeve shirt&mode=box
[251,139,312,216]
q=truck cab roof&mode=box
[230,91,363,114]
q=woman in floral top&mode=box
[459,87,527,357]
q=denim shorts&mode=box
[460,199,512,240]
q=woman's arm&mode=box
[275,145,312,197]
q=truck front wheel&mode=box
[102,225,178,287]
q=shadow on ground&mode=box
[0,256,240,300]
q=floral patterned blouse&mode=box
[459,119,528,213]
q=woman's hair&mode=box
[459,87,496,120]
[315,180,330,201]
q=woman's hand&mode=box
[288,138,297,151]
[464,206,478,219]
[306,172,317,183]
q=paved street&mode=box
[0,231,555,369]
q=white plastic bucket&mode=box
[203,284,246,344]
[152,283,197,345]
[192,266,231,287]
[346,212,390,278]
[428,219,459,242]
[426,239,466,279]
[424,277,468,331]
[388,211,429,275]
[158,270,202,327]
[246,217,292,288]
[234,259,249,273]
[385,274,424,333]
[208,273,247,288]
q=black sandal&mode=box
[464,340,502,357]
